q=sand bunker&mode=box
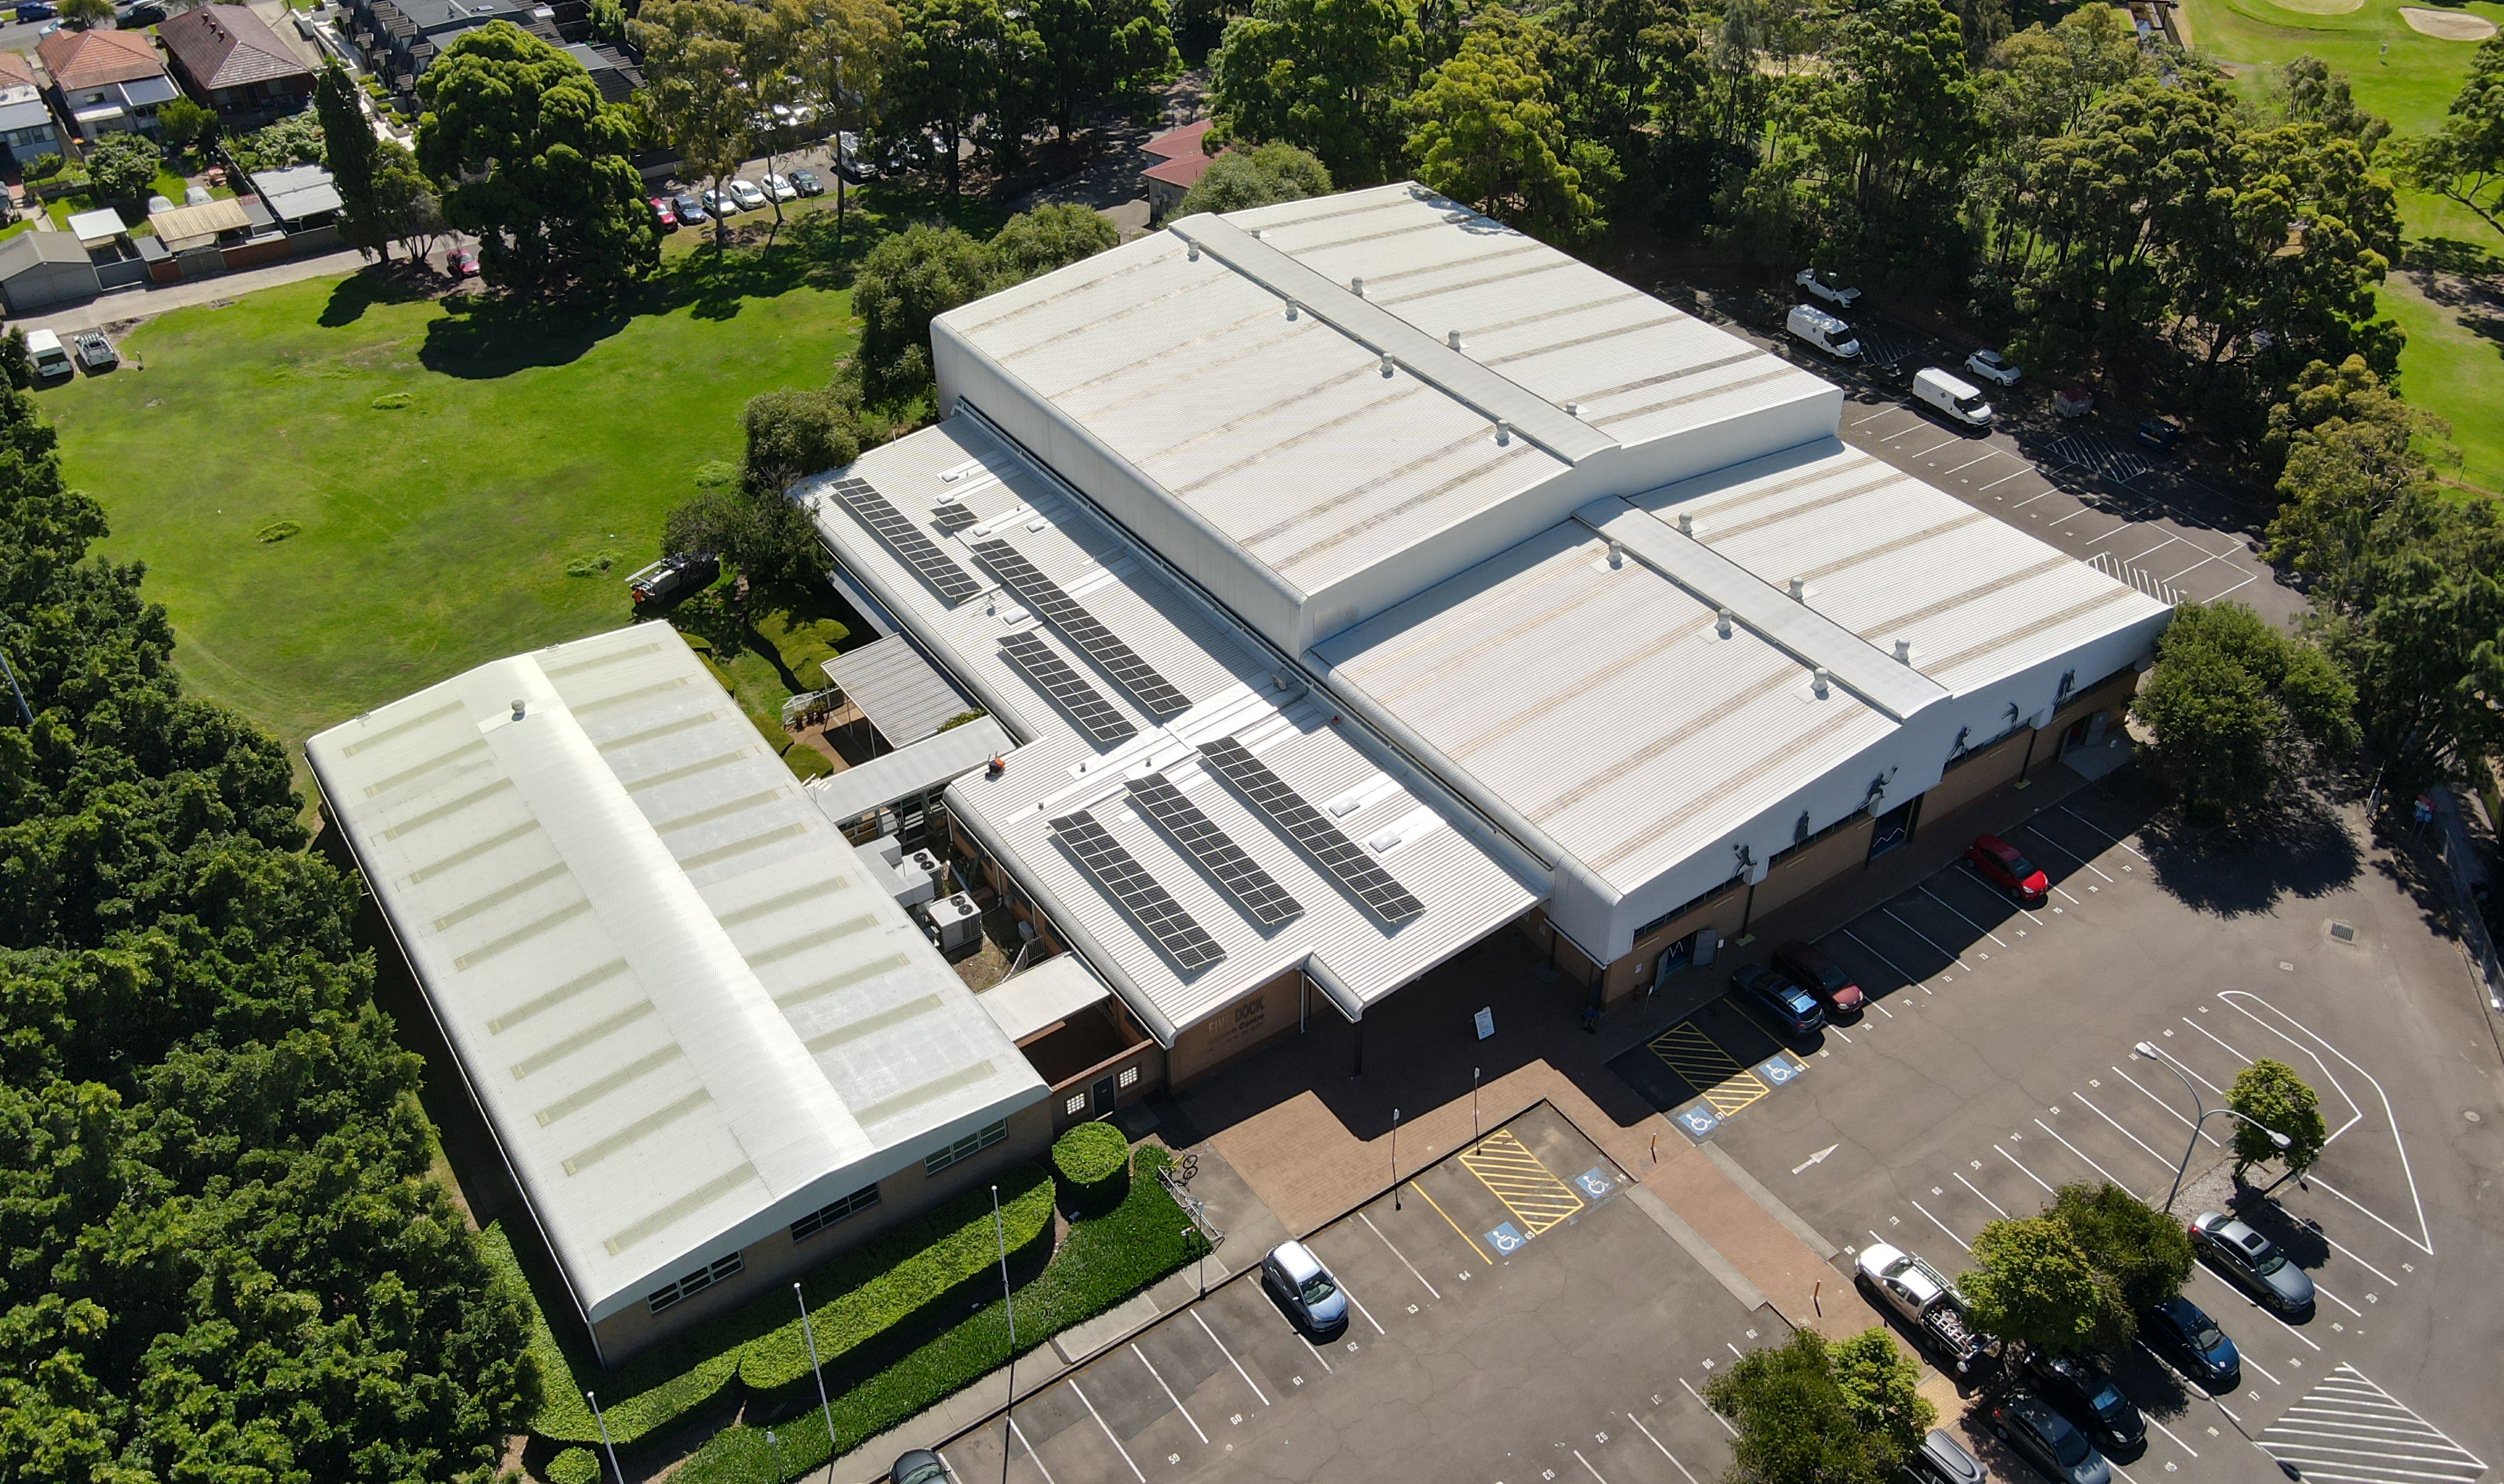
[2263,0,2364,15]
[2400,5,2498,38]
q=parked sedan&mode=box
[2189,1211,2316,1316]
[1966,833,2049,908]
[1772,939,1864,1017]
[1732,963,1827,1038]
[1795,264,1860,307]
[730,178,770,211]
[789,167,825,196]
[2139,1294,2240,1392]
[451,247,480,278]
[704,187,737,217]
[760,172,798,201]
[1988,1390,2112,1484]
[1965,348,2022,386]
[71,330,115,372]
[2026,1351,2146,1453]
[674,191,709,226]
[1260,1240,1348,1335]
[2138,415,2182,451]
[647,194,677,228]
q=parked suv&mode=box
[1733,962,1827,1037]
[1988,1390,2112,1484]
[1796,265,1861,307]
[1772,939,1864,1017]
[2189,1211,2315,1316]
[2025,1351,2145,1452]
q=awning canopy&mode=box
[819,634,976,747]
[65,208,126,246]
[975,954,1112,1045]
[148,196,251,250]
[803,713,1011,824]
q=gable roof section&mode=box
[160,3,310,91]
[36,27,163,90]
[0,51,37,91]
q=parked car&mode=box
[1786,303,1861,360]
[2137,415,2181,451]
[886,1450,946,1484]
[1906,1429,1988,1484]
[704,187,737,216]
[2139,1294,2240,1392]
[1857,1243,1988,1373]
[1260,1239,1348,1335]
[836,131,873,182]
[761,172,798,201]
[2026,1351,2146,1453]
[114,0,167,24]
[789,167,825,196]
[1965,348,2022,386]
[1914,366,1993,429]
[1796,265,1861,307]
[72,330,115,373]
[13,3,55,20]
[674,191,708,226]
[1733,962,1827,1037]
[731,177,770,210]
[452,247,480,278]
[648,195,677,228]
[1772,939,1864,1017]
[24,328,72,383]
[1966,833,2048,908]
[2189,1211,2316,1316]
[1988,1390,2112,1484]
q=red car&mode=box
[452,247,480,278]
[648,194,678,228]
[1966,833,2048,906]
[1772,939,1865,1016]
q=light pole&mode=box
[993,1183,1018,1484]
[794,1283,835,1484]
[586,1390,624,1484]
[1472,1067,1481,1142]
[1390,1107,1400,1210]
[2133,1041,2292,1212]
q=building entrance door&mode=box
[1090,1074,1117,1116]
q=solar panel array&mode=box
[1049,811,1226,970]
[969,539,1193,716]
[929,501,978,532]
[1125,773,1303,928]
[827,477,983,603]
[1197,737,1426,923]
[997,631,1137,745]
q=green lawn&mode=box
[49,243,860,749]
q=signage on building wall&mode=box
[1473,1006,1495,1040]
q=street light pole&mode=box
[2134,1041,2292,1212]
[993,1184,1018,1484]
[586,1391,624,1484]
[1390,1107,1400,1210]
[794,1283,836,1484]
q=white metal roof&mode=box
[305,625,1044,1326]
[800,419,1545,1045]
[803,714,1014,824]
[821,633,976,745]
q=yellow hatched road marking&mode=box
[1649,1022,1769,1117]
[1408,1179,1490,1263]
[1457,1128,1584,1236]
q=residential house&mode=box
[339,0,563,99]
[1141,119,1212,217]
[0,52,61,173]
[36,27,177,142]
[250,162,339,231]
[160,5,316,123]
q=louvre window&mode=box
[923,1119,1008,1175]
[790,1183,883,1242]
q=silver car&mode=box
[2189,1211,2315,1316]
[1261,1240,1348,1334]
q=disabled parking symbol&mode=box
[1485,1221,1527,1256]
[1574,1166,1617,1201]
[1758,1054,1804,1087]
[1672,1099,1723,1142]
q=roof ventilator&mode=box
[1379,352,1394,377]
[1565,401,1581,418]
[1607,540,1623,569]
[1285,300,1299,321]
[1813,667,1831,698]
[1494,420,1511,445]
[1716,607,1734,638]
[1350,275,1365,297]
[510,699,526,721]
[1447,329,1464,350]
[1894,638,1914,664]
[1788,576,1806,601]
[1186,240,1200,261]
[1675,512,1693,536]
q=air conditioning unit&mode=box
[924,892,982,953]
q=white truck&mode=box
[1786,304,1860,361]
[1857,1242,1989,1373]
[1913,367,1993,428]
[23,328,72,383]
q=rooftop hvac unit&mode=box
[924,892,982,953]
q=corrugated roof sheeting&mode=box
[800,421,1542,1041]
[821,633,976,745]
[306,626,1043,1324]
[1631,442,2170,695]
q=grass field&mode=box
[47,220,888,751]
[2182,0,2504,487]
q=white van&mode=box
[1786,304,1860,359]
[1913,366,1993,427]
[22,328,71,383]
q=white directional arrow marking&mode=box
[1792,1144,1839,1175]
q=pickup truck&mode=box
[1857,1242,1989,1373]
[625,552,718,607]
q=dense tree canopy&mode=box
[2046,1183,2193,1311]
[1402,15,1610,242]
[1964,1213,2133,1357]
[1704,1328,1930,1484]
[1030,0,1178,138]
[1210,0,1422,185]
[2227,1059,2330,1181]
[2397,33,2504,241]
[2131,601,2358,821]
[885,0,1040,193]
[1175,141,1334,214]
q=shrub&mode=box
[1051,1121,1132,1215]
[547,1448,602,1484]
[781,739,834,778]
[21,151,62,181]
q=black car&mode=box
[2189,1211,2315,1316]
[1988,1390,2112,1484]
[114,0,167,24]
[887,1450,945,1484]
[2137,415,2181,451]
[1732,963,1827,1037]
[72,330,116,372]
[789,167,825,196]
[2139,1294,2239,1392]
[2026,1351,2146,1452]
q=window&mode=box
[1064,1094,1088,1116]
[1117,1066,1139,1090]
[923,1119,1009,1176]
[1633,873,1744,946]
[790,1183,881,1242]
[644,1252,745,1314]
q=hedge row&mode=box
[489,1163,1056,1446]
[671,1145,1208,1484]
[1050,1122,1131,1216]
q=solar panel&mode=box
[1197,736,1425,923]
[1048,810,1226,970]
[969,538,1192,716]
[827,478,983,604]
[930,500,978,532]
[997,631,1136,745]
[1125,773,1303,928]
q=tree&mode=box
[2265,357,2431,601]
[0,328,29,391]
[886,0,1035,195]
[1402,16,1610,243]
[2315,504,2504,786]
[768,0,901,239]
[1030,0,1177,139]
[1541,0,1706,214]
[852,222,993,402]
[743,386,863,497]
[1825,1328,1936,1458]
[83,131,162,204]
[315,60,389,257]
[987,201,1117,283]
[233,109,328,171]
[2131,602,2358,822]
[2396,32,2504,241]
[156,96,215,153]
[369,139,447,262]
[2279,55,2387,158]
[2226,1060,2329,1183]
[57,0,111,27]
[2047,1183,2193,1310]
[1210,0,1422,185]
[1176,140,1333,214]
[1704,1329,1913,1484]
[635,0,759,248]
[415,21,660,293]
[1963,1213,2133,1357]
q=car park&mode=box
[1259,1239,1348,1335]
[1796,265,1860,307]
[1786,304,1862,360]
[1988,1390,2112,1484]
[1772,938,1864,1018]
[24,328,73,383]
[648,195,677,228]
[1966,833,2048,907]
[674,191,708,225]
[1906,1428,1988,1484]
[2025,1351,2145,1453]
[2189,1210,2316,1316]
[2138,1294,2239,1391]
[72,330,115,373]
[731,178,770,210]
[789,168,824,195]
[1732,963,1827,1038]
[761,173,798,201]
[1913,366,1993,429]
[1964,348,2022,386]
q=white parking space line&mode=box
[2245,1353,2286,1386]
[1682,1378,1738,1437]
[2020,822,2116,882]
[2112,1064,2223,1145]
[1911,1199,1969,1251]
[2146,1415,2201,1457]
[1922,881,2011,942]
[2179,1016,2252,1065]
[2315,1229,2401,1287]
[1009,1419,1059,1484]
[1883,908,1974,971]
[1575,1447,1612,1481]
[1955,1171,2009,1216]
[1132,1344,1207,1444]
[1298,1332,1336,1373]
[1979,468,2035,491]
[1838,927,1935,994]
[1852,408,1899,428]
[2009,487,2064,509]
[1627,1408,1704,1484]
[2207,569,2263,599]
[2072,1090,2174,1168]
[1910,437,1962,458]
[2220,993,2432,1252]
[2123,534,2185,565]
[2059,804,2147,859]
[1069,1378,1146,1483]
[1941,452,2001,476]
[2316,1282,2362,1318]
[2050,505,2110,529]
[1341,1283,1387,1336]
[1880,423,1932,443]
[1360,1212,1441,1299]
[1195,1310,1269,1406]
[1997,1144,2054,1193]
[2035,1117,2141,1199]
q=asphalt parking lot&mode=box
[1671,770,2502,1484]
[937,1104,1774,1484]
